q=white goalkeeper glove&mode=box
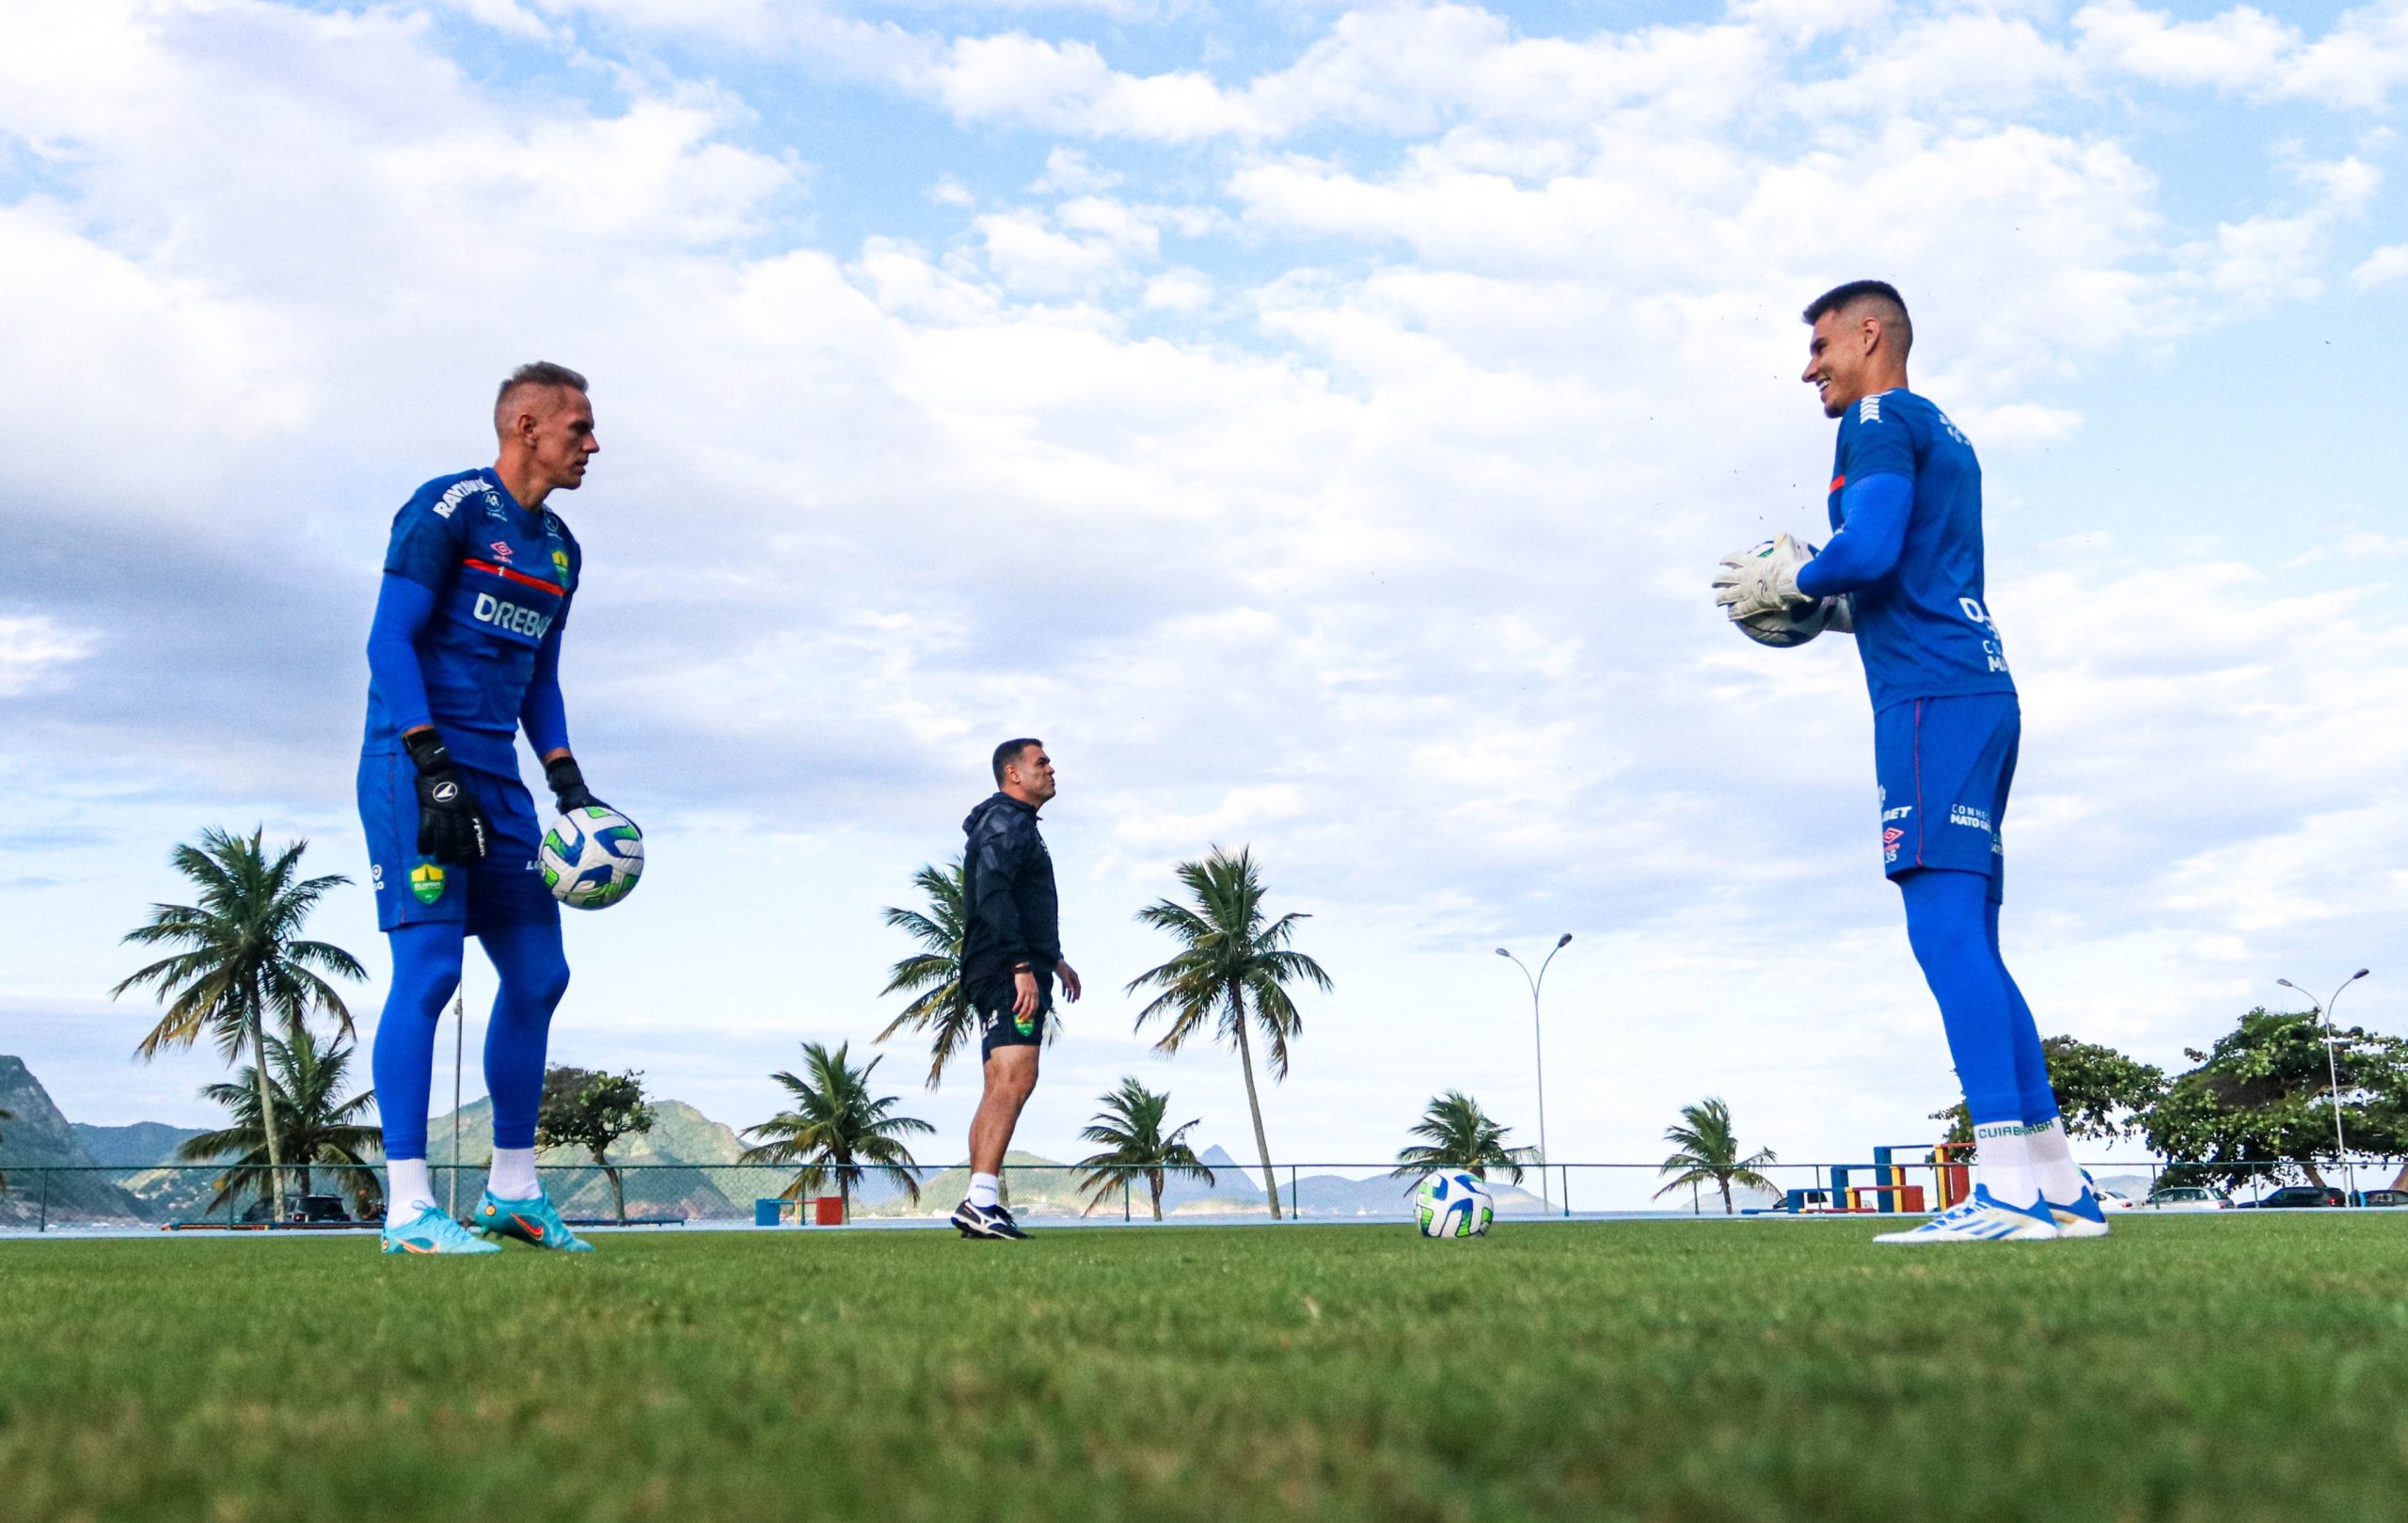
[1713,533,1820,623]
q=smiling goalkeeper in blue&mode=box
[1715,281,2106,1245]
[360,362,617,1256]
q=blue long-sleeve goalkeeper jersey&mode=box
[1798,389,2016,713]
[362,468,582,775]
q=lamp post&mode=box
[1497,934,1573,1212]
[2278,970,2370,1207]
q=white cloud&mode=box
[0,616,97,698]
[913,32,1260,140]
[2352,243,2408,288]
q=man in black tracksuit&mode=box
[950,738,1081,1240]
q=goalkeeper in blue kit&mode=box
[359,362,615,1255]
[1717,282,2107,1244]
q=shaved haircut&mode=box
[494,361,589,436]
[1802,280,1912,358]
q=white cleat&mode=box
[2044,1188,2112,1240]
[1873,1185,2060,1245]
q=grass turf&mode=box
[4,1214,2407,1522]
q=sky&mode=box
[3,0,2405,1205]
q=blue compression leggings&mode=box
[1896,868,2058,1127]
[371,919,571,1160]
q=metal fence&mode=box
[4,1155,2403,1232]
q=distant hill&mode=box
[863,1150,1085,1219]
[420,1095,801,1223]
[0,1056,148,1227]
[73,1121,211,1166]
[1149,1145,1552,1218]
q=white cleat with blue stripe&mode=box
[1872,1184,2060,1244]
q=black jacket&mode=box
[960,792,1060,988]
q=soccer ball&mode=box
[1415,1170,1494,1239]
[540,805,644,910]
[1726,538,1831,648]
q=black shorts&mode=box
[972,976,1052,1060]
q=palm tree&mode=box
[1391,1090,1537,1183]
[177,1025,383,1216]
[113,828,365,1222]
[874,860,983,1087]
[1127,847,1331,1220]
[1073,1077,1215,1220]
[739,1041,933,1222]
[1654,1097,1780,1215]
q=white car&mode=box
[2093,1188,2138,1212]
[2142,1185,2230,1212]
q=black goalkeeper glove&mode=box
[404,729,490,865]
[544,754,610,816]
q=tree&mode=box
[1127,847,1331,1221]
[1073,1077,1215,1220]
[2144,1007,2408,1192]
[1653,1097,1780,1214]
[1929,1036,2167,1145]
[535,1067,657,1224]
[177,1025,382,1215]
[113,828,365,1223]
[739,1041,932,1222]
[1391,1091,1537,1183]
[874,860,986,1088]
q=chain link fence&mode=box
[4,1155,2403,1232]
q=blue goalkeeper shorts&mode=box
[1873,694,2018,902]
[356,752,558,933]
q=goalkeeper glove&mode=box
[1713,533,1820,623]
[544,754,611,816]
[404,729,490,865]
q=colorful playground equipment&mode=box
[1757,1143,1972,1215]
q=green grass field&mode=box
[5,1214,2407,1522]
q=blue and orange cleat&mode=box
[382,1204,501,1256]
[473,1189,594,1252]
[2044,1187,2113,1239]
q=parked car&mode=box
[2253,1185,2347,1209]
[2093,1188,2138,1212]
[2143,1185,2230,1212]
[2350,1189,2408,1208]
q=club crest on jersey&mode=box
[409,863,447,904]
[550,547,572,587]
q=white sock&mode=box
[2023,1118,2088,1205]
[969,1171,1001,1210]
[1972,1122,2042,1210]
[386,1159,437,1225]
[486,1147,540,1201]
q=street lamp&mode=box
[2277,970,2371,1207]
[1497,934,1574,1212]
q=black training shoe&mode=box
[951,1199,1030,1240]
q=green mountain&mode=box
[0,1056,148,1227]
[863,1150,1087,1220]
[71,1121,212,1166]
[420,1096,794,1223]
